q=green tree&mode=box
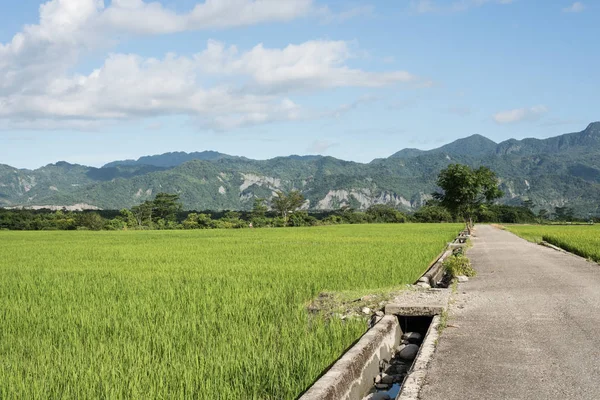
[288,211,318,227]
[271,190,305,226]
[433,164,503,232]
[554,206,575,222]
[119,209,137,228]
[413,205,453,223]
[131,200,153,227]
[182,213,200,229]
[78,212,105,231]
[366,204,407,223]
[250,198,270,227]
[152,193,182,223]
[251,198,268,218]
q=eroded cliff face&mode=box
[314,189,422,210]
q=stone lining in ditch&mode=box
[360,316,433,400]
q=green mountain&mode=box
[102,151,238,168]
[389,134,498,159]
[1,122,599,216]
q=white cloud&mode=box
[217,41,418,90]
[0,0,317,95]
[101,0,315,34]
[563,2,585,13]
[410,0,513,13]
[493,105,548,124]
[1,38,419,130]
[0,0,424,131]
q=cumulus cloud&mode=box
[0,0,423,131]
[101,0,315,34]
[1,40,420,130]
[195,40,418,90]
[410,0,513,13]
[493,105,548,124]
[562,2,585,13]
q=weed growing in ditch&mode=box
[0,224,460,399]
[443,251,476,278]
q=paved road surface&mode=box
[419,225,600,400]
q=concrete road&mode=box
[419,225,600,400]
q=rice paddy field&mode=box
[0,224,460,399]
[507,225,600,262]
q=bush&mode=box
[443,254,476,277]
[288,211,318,227]
[413,205,453,223]
[322,215,343,225]
[366,205,407,223]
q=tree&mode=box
[251,198,268,219]
[433,164,503,232]
[288,211,318,227]
[250,198,270,227]
[554,206,574,222]
[152,193,182,223]
[119,209,137,228]
[413,205,453,223]
[131,200,153,227]
[366,204,407,223]
[78,212,105,231]
[271,190,305,226]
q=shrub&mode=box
[443,254,476,277]
[413,205,453,223]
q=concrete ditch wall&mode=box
[299,315,402,400]
[419,229,469,288]
[396,315,441,400]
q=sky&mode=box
[0,0,598,169]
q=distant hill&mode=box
[435,134,498,157]
[388,148,426,159]
[103,151,238,168]
[390,134,497,159]
[1,122,599,216]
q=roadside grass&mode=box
[0,223,460,399]
[507,225,600,262]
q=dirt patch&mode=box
[307,287,410,320]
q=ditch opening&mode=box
[361,315,434,400]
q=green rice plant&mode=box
[0,224,460,399]
[507,225,600,262]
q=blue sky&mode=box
[0,0,598,169]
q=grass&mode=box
[506,224,600,262]
[0,224,460,399]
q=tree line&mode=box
[0,164,595,231]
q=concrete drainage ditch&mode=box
[298,312,441,400]
[361,316,433,400]
[299,230,469,400]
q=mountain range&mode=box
[2,122,599,216]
